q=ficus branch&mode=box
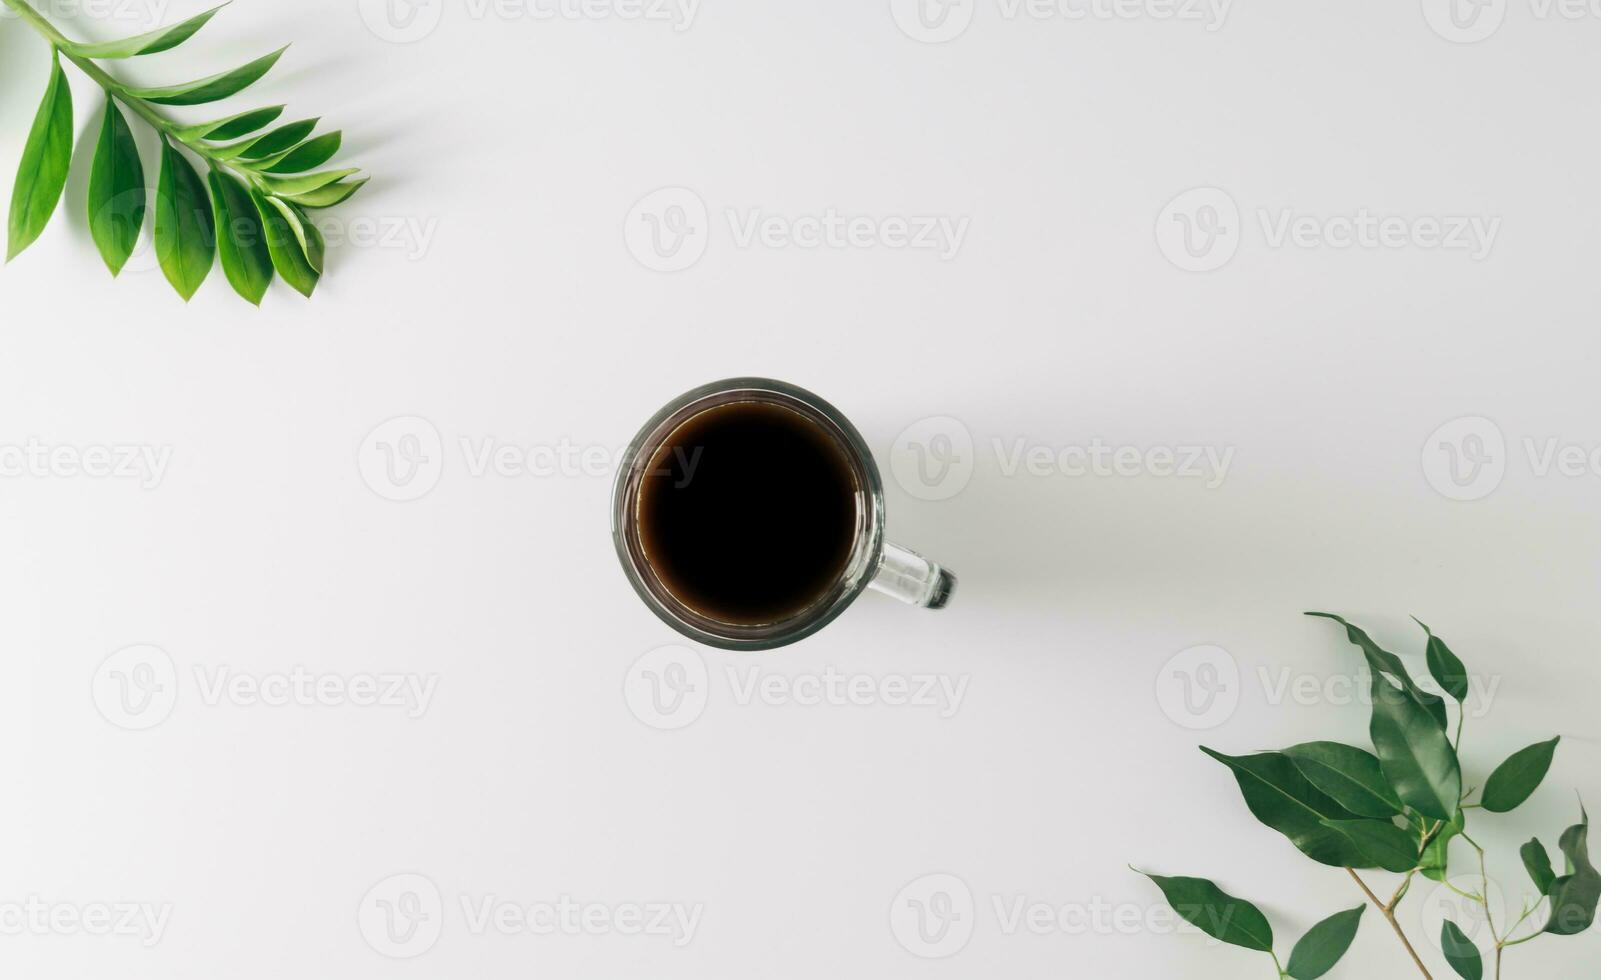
[1347,869,1434,978]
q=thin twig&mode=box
[1349,868,1435,979]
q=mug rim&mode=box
[611,377,887,651]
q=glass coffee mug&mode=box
[612,378,955,650]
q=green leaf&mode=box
[1440,920,1483,980]
[207,169,271,305]
[1369,672,1462,821]
[1481,738,1560,813]
[153,139,215,300]
[214,118,318,161]
[1522,838,1555,897]
[1134,871,1273,952]
[251,187,318,297]
[261,195,323,273]
[128,46,289,106]
[1285,742,1403,819]
[1415,618,1470,703]
[64,3,227,58]
[7,50,74,261]
[257,167,362,198]
[282,176,367,209]
[262,131,342,174]
[1201,748,1366,867]
[1544,807,1600,936]
[1320,819,1420,873]
[1307,612,1449,730]
[87,98,145,276]
[1285,906,1364,980]
[1421,811,1464,883]
[175,105,284,142]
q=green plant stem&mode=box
[1348,868,1435,979]
[1269,948,1287,978]
[0,0,255,183]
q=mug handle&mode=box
[867,543,956,609]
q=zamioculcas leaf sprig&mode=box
[1,0,368,303]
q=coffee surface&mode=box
[636,401,861,626]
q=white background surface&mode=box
[3,0,1600,976]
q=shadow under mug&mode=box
[612,378,955,651]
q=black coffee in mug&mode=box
[635,401,862,626]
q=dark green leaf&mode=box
[128,46,288,106]
[1440,920,1483,980]
[257,167,362,197]
[1544,807,1600,936]
[1522,838,1555,897]
[1307,612,1448,730]
[153,139,215,300]
[87,98,145,276]
[262,131,342,174]
[1369,672,1461,821]
[65,3,227,57]
[176,105,284,142]
[1415,618,1470,703]
[1320,819,1420,873]
[7,51,74,261]
[1201,748,1366,867]
[1285,742,1403,819]
[1285,906,1364,980]
[1482,738,1560,813]
[1135,871,1273,952]
[207,169,271,305]
[1422,811,1464,883]
[283,176,367,209]
[261,195,323,273]
[215,118,319,161]
[251,187,317,297]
